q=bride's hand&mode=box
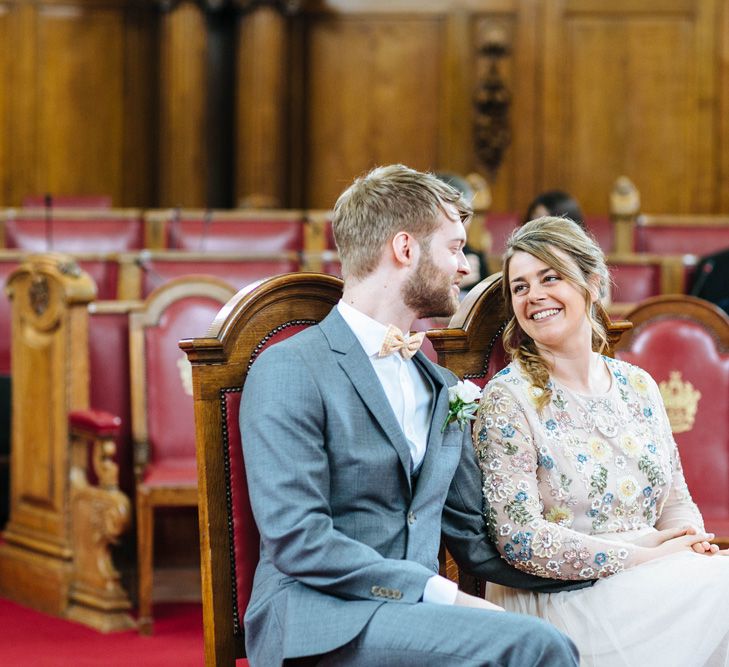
[634,529,716,565]
[680,524,720,554]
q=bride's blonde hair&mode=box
[501,216,610,411]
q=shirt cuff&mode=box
[423,575,458,605]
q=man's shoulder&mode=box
[249,323,328,371]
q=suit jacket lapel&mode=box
[412,351,451,493]
[320,310,414,490]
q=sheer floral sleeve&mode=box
[474,379,638,581]
[648,378,704,531]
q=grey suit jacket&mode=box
[240,309,589,666]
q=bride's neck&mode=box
[548,350,610,395]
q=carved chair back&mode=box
[179,272,343,666]
[130,275,237,634]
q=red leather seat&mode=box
[180,273,343,666]
[615,295,729,545]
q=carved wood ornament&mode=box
[473,26,512,178]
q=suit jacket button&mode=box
[371,586,381,596]
[407,511,416,525]
[394,590,402,600]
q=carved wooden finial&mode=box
[610,176,641,218]
[473,24,512,179]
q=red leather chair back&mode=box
[223,322,313,635]
[4,211,144,252]
[138,255,300,298]
[635,222,729,256]
[146,296,233,465]
[584,215,614,253]
[609,261,661,304]
[167,213,305,253]
[615,296,729,530]
[89,306,135,497]
[484,212,520,255]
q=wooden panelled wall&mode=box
[1,0,728,214]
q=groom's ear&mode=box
[392,231,419,267]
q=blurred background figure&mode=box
[523,189,584,227]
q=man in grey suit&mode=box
[241,165,587,666]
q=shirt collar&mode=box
[337,300,391,358]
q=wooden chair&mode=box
[130,276,237,634]
[179,272,343,666]
[429,273,632,593]
[614,295,729,547]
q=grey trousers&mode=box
[289,602,579,667]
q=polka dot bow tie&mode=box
[378,325,426,360]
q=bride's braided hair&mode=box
[501,216,610,411]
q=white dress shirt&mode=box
[337,301,458,605]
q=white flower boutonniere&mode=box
[442,379,483,432]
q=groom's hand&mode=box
[454,590,505,612]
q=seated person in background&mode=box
[474,216,729,667]
[524,190,584,228]
[435,171,490,294]
[691,246,729,316]
[240,165,585,666]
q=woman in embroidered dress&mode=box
[474,215,729,666]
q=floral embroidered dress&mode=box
[475,356,729,667]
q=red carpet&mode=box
[0,597,205,666]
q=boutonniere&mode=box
[441,379,483,432]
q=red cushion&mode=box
[140,258,300,298]
[142,458,197,487]
[168,218,304,253]
[635,225,729,256]
[89,310,134,496]
[4,214,144,252]
[69,409,121,436]
[485,212,519,255]
[584,215,614,253]
[147,296,230,464]
[609,262,661,304]
[617,319,729,522]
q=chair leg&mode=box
[137,489,154,635]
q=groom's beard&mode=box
[402,250,460,319]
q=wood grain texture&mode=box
[158,2,208,207]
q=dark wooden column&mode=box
[235,1,302,208]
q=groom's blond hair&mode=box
[332,164,472,280]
